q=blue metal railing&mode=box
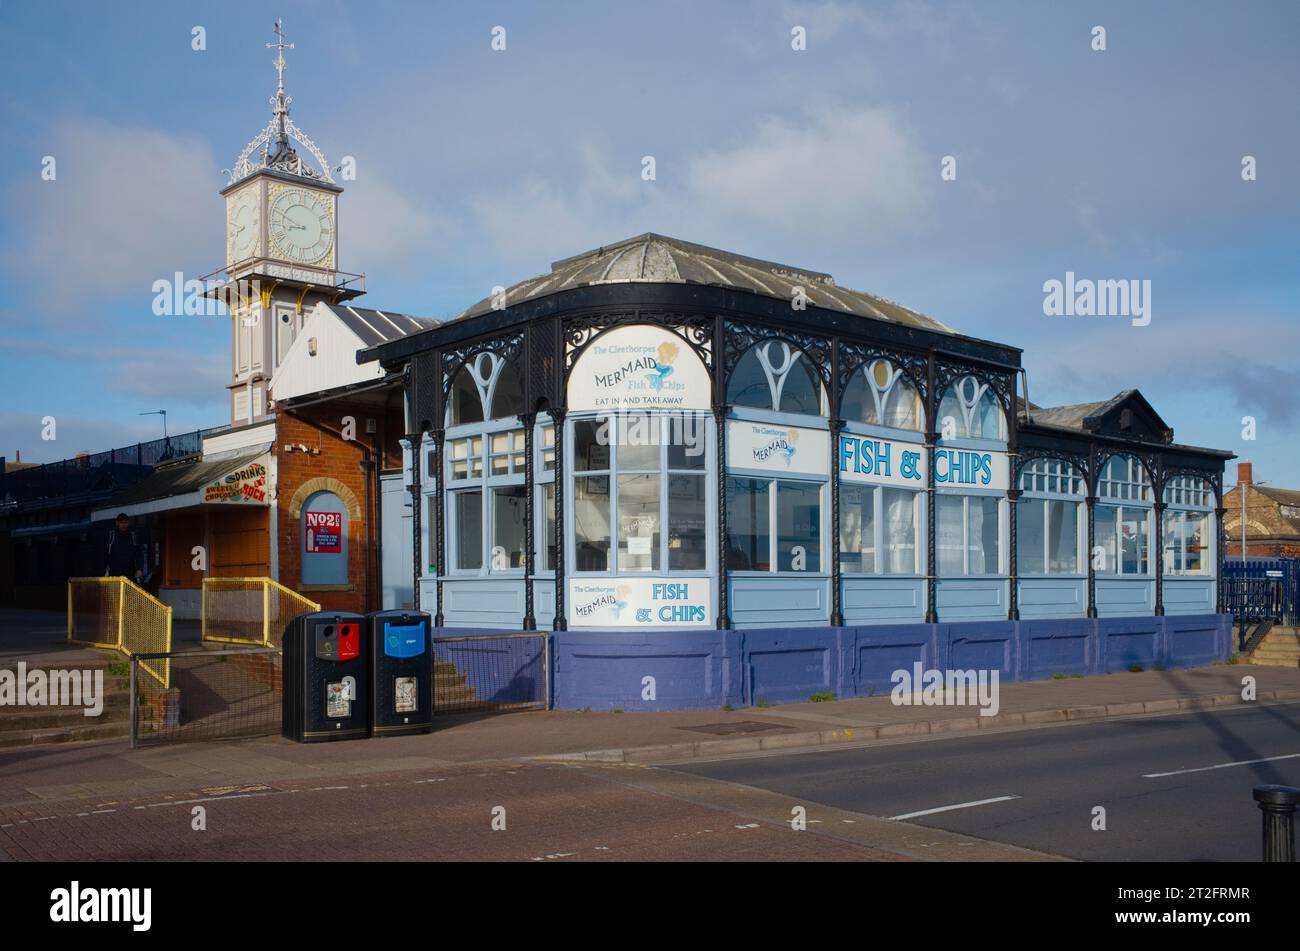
[1223,558,1299,627]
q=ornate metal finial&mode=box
[268,17,293,93]
[224,17,335,186]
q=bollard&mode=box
[1252,785,1300,862]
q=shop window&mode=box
[936,493,1002,576]
[447,367,483,426]
[937,375,1005,440]
[536,417,557,572]
[727,341,827,417]
[842,359,922,431]
[1016,458,1084,576]
[839,484,921,575]
[1096,453,1152,576]
[571,413,712,575]
[726,477,822,573]
[1163,475,1214,576]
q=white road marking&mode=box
[1143,752,1300,778]
[889,795,1021,821]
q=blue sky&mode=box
[1,1,1297,485]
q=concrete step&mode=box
[434,685,478,705]
[0,721,129,749]
[0,704,130,732]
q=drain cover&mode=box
[677,720,792,736]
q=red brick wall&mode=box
[273,393,406,614]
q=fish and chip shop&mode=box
[362,234,1233,710]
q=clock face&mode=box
[268,188,335,266]
[226,189,259,263]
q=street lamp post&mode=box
[138,409,168,440]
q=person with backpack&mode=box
[105,512,144,583]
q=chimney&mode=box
[13,449,19,463]
[1237,462,1253,486]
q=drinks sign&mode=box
[304,511,342,553]
[202,457,269,504]
[567,325,711,411]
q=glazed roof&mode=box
[329,305,437,347]
[449,233,957,333]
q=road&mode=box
[0,760,908,862]
[2,702,1294,862]
[670,702,1300,861]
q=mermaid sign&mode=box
[568,324,711,411]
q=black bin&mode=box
[282,611,369,743]
[367,610,433,737]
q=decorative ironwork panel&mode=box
[529,319,560,410]
[1013,444,1092,483]
[934,361,1016,416]
[411,351,440,433]
[441,331,526,399]
[561,311,713,377]
[837,341,928,402]
[722,320,832,386]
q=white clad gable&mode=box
[269,303,382,402]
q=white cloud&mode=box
[465,104,930,266]
[686,104,929,238]
[341,169,449,274]
[1,118,221,316]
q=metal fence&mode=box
[202,577,320,648]
[131,647,282,748]
[433,633,549,714]
[1223,558,1299,626]
[68,577,173,688]
[1,429,215,510]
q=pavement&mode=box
[2,607,1298,861]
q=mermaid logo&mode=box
[610,584,633,620]
[753,427,799,465]
[644,341,679,391]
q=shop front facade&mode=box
[365,234,1233,710]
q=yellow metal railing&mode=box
[67,577,172,688]
[201,577,320,649]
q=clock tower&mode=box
[213,19,363,425]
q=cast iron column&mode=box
[1086,443,1098,619]
[551,408,567,630]
[522,411,537,630]
[925,355,938,624]
[406,433,422,613]
[1007,485,1020,621]
[829,417,844,626]
[433,427,446,627]
[715,403,731,629]
[1086,493,1098,619]
[1215,505,1227,614]
[1153,499,1166,616]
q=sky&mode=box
[1,0,1296,486]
